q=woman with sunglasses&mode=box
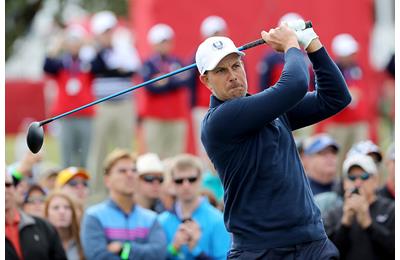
[55,167,90,219]
[45,191,85,260]
[323,153,395,260]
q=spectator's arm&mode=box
[43,57,63,75]
[130,220,167,260]
[323,209,351,255]
[91,53,134,77]
[365,207,395,254]
[81,214,120,260]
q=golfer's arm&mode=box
[286,47,351,130]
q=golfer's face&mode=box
[204,53,247,101]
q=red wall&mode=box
[131,0,375,94]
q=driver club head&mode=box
[26,122,44,154]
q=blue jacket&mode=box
[201,47,351,251]
[81,199,167,260]
[158,198,231,259]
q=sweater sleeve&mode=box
[80,213,120,260]
[130,220,167,260]
[206,47,308,142]
[286,47,352,130]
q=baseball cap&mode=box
[346,140,382,162]
[201,16,227,38]
[332,33,359,57]
[56,167,90,188]
[90,11,117,35]
[278,12,303,26]
[343,154,378,176]
[147,24,174,45]
[303,134,339,155]
[137,153,164,176]
[195,36,245,75]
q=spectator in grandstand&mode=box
[45,191,85,260]
[55,167,90,208]
[140,23,190,158]
[377,143,395,200]
[43,24,94,169]
[324,154,395,260]
[87,10,141,201]
[135,153,167,213]
[6,170,67,260]
[22,184,47,218]
[158,154,231,259]
[81,149,166,259]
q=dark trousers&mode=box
[227,238,339,260]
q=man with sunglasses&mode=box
[135,153,167,213]
[158,154,231,260]
[81,149,166,260]
[324,154,395,260]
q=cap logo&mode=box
[212,41,224,50]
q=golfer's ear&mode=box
[199,74,211,91]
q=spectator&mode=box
[324,154,395,260]
[81,149,166,260]
[158,154,231,259]
[377,143,395,200]
[87,10,141,201]
[55,167,90,211]
[346,140,383,165]
[38,167,60,192]
[135,153,166,213]
[22,184,47,218]
[320,34,370,166]
[140,23,190,158]
[5,171,67,260]
[45,191,85,260]
[188,16,228,157]
[43,25,94,168]
[303,134,340,195]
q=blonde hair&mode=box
[170,154,203,178]
[44,191,85,260]
[103,149,136,175]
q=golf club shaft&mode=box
[38,21,312,126]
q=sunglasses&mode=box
[141,175,164,184]
[5,182,13,188]
[347,172,371,182]
[26,195,46,204]
[67,179,89,187]
[173,176,198,185]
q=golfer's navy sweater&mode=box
[201,47,351,250]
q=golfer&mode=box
[196,21,351,259]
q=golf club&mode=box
[26,21,312,154]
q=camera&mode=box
[350,187,359,195]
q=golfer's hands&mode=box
[261,24,299,53]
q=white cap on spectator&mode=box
[332,33,359,57]
[147,24,174,45]
[91,11,117,35]
[65,24,87,41]
[201,16,227,38]
[278,12,303,26]
[195,36,244,75]
[137,153,164,176]
[343,154,378,176]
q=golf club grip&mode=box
[238,20,313,51]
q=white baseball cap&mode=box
[332,33,359,57]
[137,153,164,176]
[147,24,174,45]
[91,11,117,35]
[201,16,227,38]
[343,154,378,176]
[195,36,245,75]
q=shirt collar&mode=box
[209,93,251,109]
